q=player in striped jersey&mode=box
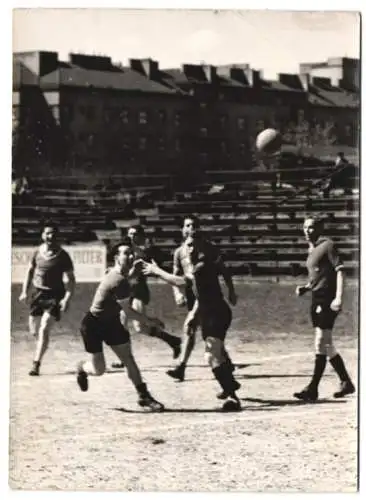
[19,224,75,376]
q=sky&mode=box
[12,9,360,78]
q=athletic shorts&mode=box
[30,288,64,321]
[310,294,339,330]
[80,311,131,354]
[130,282,150,305]
[200,300,232,341]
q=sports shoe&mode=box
[138,393,165,412]
[216,380,241,400]
[29,361,40,376]
[333,380,355,398]
[221,395,241,412]
[111,362,125,369]
[293,385,318,402]
[166,364,185,382]
[76,362,88,392]
[172,340,182,360]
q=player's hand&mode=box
[175,292,186,307]
[184,311,196,331]
[19,291,28,302]
[330,298,342,312]
[142,260,159,276]
[296,285,308,297]
[130,259,144,276]
[228,290,238,306]
[59,298,70,313]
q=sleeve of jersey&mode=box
[327,242,344,272]
[63,251,75,272]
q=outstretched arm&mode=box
[143,260,187,287]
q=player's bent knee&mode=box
[205,336,225,365]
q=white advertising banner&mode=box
[11,245,107,284]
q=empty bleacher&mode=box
[12,167,359,276]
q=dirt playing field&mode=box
[9,281,359,492]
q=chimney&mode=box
[202,64,217,83]
[130,58,159,78]
[245,68,261,87]
[299,73,310,92]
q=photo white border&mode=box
[1,2,364,500]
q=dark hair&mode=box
[129,224,145,236]
[41,222,59,233]
[304,215,324,229]
[109,238,132,260]
[182,214,200,228]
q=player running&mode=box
[19,224,75,376]
[111,225,181,369]
[168,215,237,384]
[142,234,241,412]
[294,216,355,401]
[76,239,165,412]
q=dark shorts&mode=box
[130,282,150,305]
[30,288,64,321]
[310,295,339,330]
[80,312,131,354]
[200,300,232,341]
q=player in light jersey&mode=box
[111,225,181,369]
[168,216,237,384]
[19,224,75,376]
[76,238,164,412]
[142,234,241,412]
[294,216,355,401]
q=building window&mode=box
[239,143,247,155]
[220,141,228,154]
[200,127,208,137]
[123,140,130,150]
[159,110,166,122]
[139,111,148,125]
[139,137,147,150]
[200,102,207,109]
[237,117,245,130]
[175,139,181,152]
[200,152,208,163]
[85,106,95,121]
[220,115,227,127]
[158,138,165,151]
[175,112,181,126]
[121,108,129,124]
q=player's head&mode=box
[41,223,59,246]
[182,215,200,239]
[110,238,134,272]
[184,234,201,263]
[303,216,323,242]
[128,225,145,246]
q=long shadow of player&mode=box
[241,396,349,407]
[112,405,279,414]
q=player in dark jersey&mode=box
[76,238,164,412]
[168,215,237,383]
[19,224,76,376]
[142,234,241,412]
[111,225,181,369]
[294,216,355,401]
